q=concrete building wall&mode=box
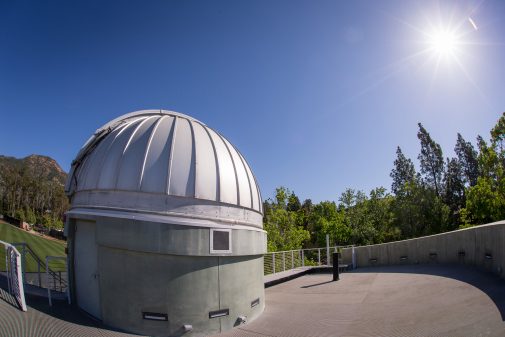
[67,216,265,337]
[342,221,505,279]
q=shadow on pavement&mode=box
[300,280,335,288]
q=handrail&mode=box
[12,242,67,290]
[46,256,70,306]
[264,245,356,276]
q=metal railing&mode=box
[264,245,355,276]
[12,243,67,292]
[46,256,70,306]
[1,240,27,311]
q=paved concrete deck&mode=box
[215,264,505,337]
[1,264,505,337]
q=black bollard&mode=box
[333,252,339,281]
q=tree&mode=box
[454,133,479,186]
[443,158,465,228]
[339,189,379,245]
[263,187,310,251]
[391,178,449,238]
[460,115,505,225]
[287,193,301,212]
[461,177,503,225]
[390,146,416,195]
[309,201,350,247]
[25,208,37,225]
[417,123,445,197]
[367,187,397,242]
[274,186,290,209]
[476,135,501,181]
[491,112,505,157]
[297,199,313,231]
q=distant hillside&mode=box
[0,154,69,227]
[0,154,67,185]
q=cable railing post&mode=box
[326,234,330,266]
[352,245,356,269]
[318,248,321,265]
[291,250,294,269]
[37,262,41,287]
[46,257,52,306]
[301,250,305,267]
[272,253,276,274]
[22,244,26,284]
[282,252,286,272]
[5,246,11,294]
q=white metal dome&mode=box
[65,110,263,228]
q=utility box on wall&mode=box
[64,110,266,337]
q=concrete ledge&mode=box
[264,267,315,288]
[264,266,348,288]
[341,220,505,280]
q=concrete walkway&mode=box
[215,264,505,337]
[1,264,505,337]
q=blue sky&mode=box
[1,0,504,203]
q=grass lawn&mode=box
[0,220,66,272]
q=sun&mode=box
[427,29,459,57]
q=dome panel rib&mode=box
[140,116,174,193]
[238,151,260,212]
[193,122,218,201]
[208,128,237,205]
[222,137,252,209]
[98,118,145,189]
[80,123,127,190]
[168,117,196,197]
[116,116,158,191]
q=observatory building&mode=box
[64,110,266,337]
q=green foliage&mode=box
[309,201,350,247]
[264,187,310,252]
[25,208,37,225]
[491,112,505,151]
[443,158,465,228]
[461,177,505,224]
[52,219,64,230]
[417,123,445,197]
[390,146,416,195]
[287,193,301,212]
[14,208,26,222]
[455,133,479,186]
[460,114,505,225]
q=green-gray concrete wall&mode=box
[341,221,505,278]
[67,215,266,337]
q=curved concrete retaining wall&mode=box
[341,221,505,278]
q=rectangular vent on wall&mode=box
[210,229,232,254]
[251,298,260,308]
[209,309,229,319]
[142,312,168,321]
